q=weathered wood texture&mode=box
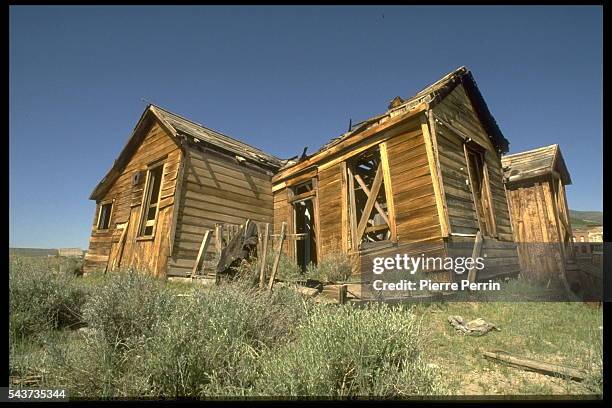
[83,120,181,276]
[272,119,444,278]
[385,124,442,244]
[505,180,566,280]
[359,238,450,282]
[432,84,513,242]
[446,235,520,280]
[167,146,275,277]
[483,351,586,382]
[273,186,293,258]
[317,164,345,259]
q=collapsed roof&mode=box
[279,66,509,173]
[502,144,572,185]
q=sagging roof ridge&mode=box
[90,104,286,200]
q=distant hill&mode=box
[569,210,602,229]
[10,247,58,257]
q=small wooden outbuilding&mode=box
[501,144,573,281]
[272,67,520,282]
[83,105,283,277]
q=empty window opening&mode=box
[139,164,164,237]
[97,202,113,230]
[347,146,391,250]
[465,143,495,236]
[291,181,317,270]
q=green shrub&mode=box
[255,303,444,397]
[305,252,352,283]
[81,269,174,346]
[142,281,310,397]
[9,257,87,339]
[59,256,84,276]
[28,269,175,399]
[273,253,304,282]
[44,329,149,398]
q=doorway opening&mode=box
[291,181,317,271]
[464,142,495,237]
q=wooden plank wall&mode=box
[167,146,275,276]
[317,164,345,258]
[385,125,442,243]
[359,239,450,282]
[432,84,513,241]
[354,123,448,280]
[272,119,447,279]
[83,120,181,277]
[505,180,564,280]
[273,187,293,258]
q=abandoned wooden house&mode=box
[85,66,522,284]
[83,104,283,277]
[272,67,520,283]
[501,144,574,281]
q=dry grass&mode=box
[9,255,603,399]
[414,301,602,396]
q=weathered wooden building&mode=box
[272,67,520,282]
[501,144,573,280]
[83,105,283,277]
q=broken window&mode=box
[138,163,164,237]
[347,145,391,250]
[290,180,317,270]
[97,201,113,230]
[464,142,496,237]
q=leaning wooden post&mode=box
[259,223,270,289]
[214,224,222,257]
[191,229,212,279]
[268,222,286,291]
[338,284,348,304]
[467,230,483,283]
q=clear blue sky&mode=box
[9,6,602,249]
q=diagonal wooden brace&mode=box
[353,173,390,227]
[356,162,384,241]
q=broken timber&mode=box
[268,222,286,291]
[483,350,586,382]
[259,223,270,288]
[191,229,212,279]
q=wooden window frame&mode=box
[137,160,165,240]
[463,140,497,237]
[345,144,395,251]
[96,199,115,231]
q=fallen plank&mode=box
[483,350,587,381]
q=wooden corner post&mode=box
[421,112,449,237]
